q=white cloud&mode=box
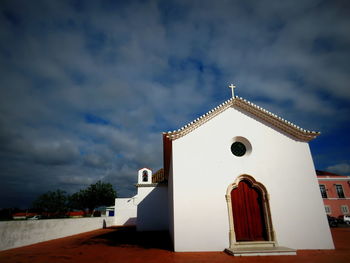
[326,163,350,176]
[58,175,97,186]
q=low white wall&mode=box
[0,217,114,251]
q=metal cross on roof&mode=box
[228,84,236,99]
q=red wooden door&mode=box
[231,180,267,241]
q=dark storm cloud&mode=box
[0,0,349,207]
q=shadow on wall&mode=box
[137,186,168,231]
[124,217,137,225]
[83,226,172,251]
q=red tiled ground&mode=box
[0,226,349,263]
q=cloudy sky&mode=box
[0,0,349,208]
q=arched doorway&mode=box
[231,180,266,241]
[226,175,275,248]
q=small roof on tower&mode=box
[163,95,320,142]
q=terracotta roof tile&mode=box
[152,168,167,184]
[316,170,344,176]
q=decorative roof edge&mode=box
[163,97,320,142]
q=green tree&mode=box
[69,190,88,211]
[69,181,116,215]
[32,189,68,215]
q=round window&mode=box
[231,142,246,157]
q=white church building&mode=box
[114,86,334,255]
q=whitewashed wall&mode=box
[168,161,175,244]
[114,197,137,226]
[0,217,114,251]
[170,106,334,252]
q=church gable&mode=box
[165,95,333,252]
[163,97,320,142]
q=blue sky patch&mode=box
[84,113,110,125]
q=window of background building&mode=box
[341,205,349,214]
[336,184,345,198]
[319,184,327,198]
[325,206,331,214]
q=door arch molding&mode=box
[225,174,276,248]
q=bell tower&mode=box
[138,168,152,184]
